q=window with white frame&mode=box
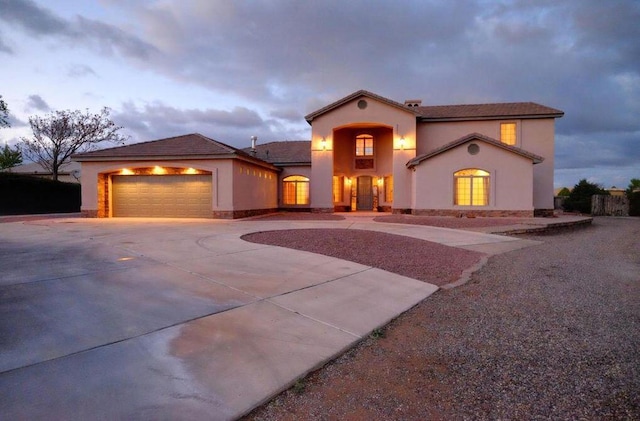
[454,169,490,206]
[283,175,310,205]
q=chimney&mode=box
[250,136,257,154]
[404,99,422,108]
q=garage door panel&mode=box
[112,175,212,218]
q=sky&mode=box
[0,0,638,189]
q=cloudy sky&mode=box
[1,0,638,188]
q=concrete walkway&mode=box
[0,216,549,420]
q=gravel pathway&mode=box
[244,217,640,420]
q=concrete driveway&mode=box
[0,217,534,420]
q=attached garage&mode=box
[73,133,281,219]
[112,174,212,218]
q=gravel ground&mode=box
[374,214,527,229]
[249,213,346,221]
[243,229,483,287]
[244,217,640,420]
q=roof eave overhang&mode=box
[271,161,311,167]
[73,153,279,171]
[418,113,564,123]
[406,136,544,169]
[72,154,238,162]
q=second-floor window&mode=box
[500,123,517,146]
[355,134,374,156]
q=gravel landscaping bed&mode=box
[374,214,527,229]
[242,229,483,287]
[244,217,640,420]
[249,212,345,221]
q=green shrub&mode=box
[629,191,640,217]
[562,179,608,214]
[0,172,80,215]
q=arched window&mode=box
[283,175,310,205]
[355,134,373,157]
[454,169,490,206]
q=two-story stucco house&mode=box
[73,90,563,218]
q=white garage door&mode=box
[112,175,212,218]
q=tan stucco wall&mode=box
[521,119,555,210]
[79,159,272,216]
[416,118,555,210]
[310,96,416,210]
[411,141,534,211]
[231,161,278,211]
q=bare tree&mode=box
[20,107,127,181]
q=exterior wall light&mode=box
[321,137,327,151]
[399,136,405,150]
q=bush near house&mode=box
[562,179,608,214]
[627,179,640,216]
[0,173,80,215]
[628,191,640,216]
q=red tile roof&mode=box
[416,102,564,120]
[407,132,544,168]
[243,141,311,165]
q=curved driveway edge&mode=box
[0,217,538,420]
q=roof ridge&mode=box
[193,133,239,154]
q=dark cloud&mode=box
[269,108,303,123]
[67,64,97,78]
[2,0,638,186]
[556,132,640,170]
[0,30,13,54]
[75,16,158,59]
[112,101,291,147]
[0,0,72,37]
[25,94,50,112]
[0,0,158,60]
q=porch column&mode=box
[310,145,334,213]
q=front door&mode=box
[357,176,373,210]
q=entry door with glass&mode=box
[357,176,373,210]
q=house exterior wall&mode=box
[521,119,555,213]
[79,158,276,218]
[310,96,416,212]
[416,117,555,212]
[411,141,534,216]
[230,160,278,217]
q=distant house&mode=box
[73,90,563,218]
[6,161,81,183]
[606,187,626,197]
